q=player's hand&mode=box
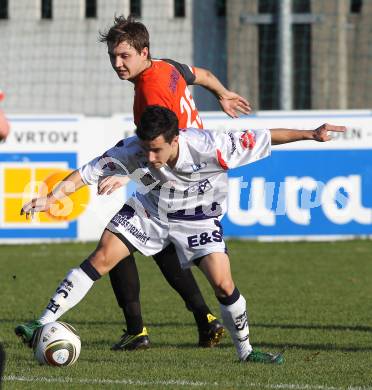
[313,123,346,142]
[97,175,130,195]
[20,196,52,219]
[218,91,252,118]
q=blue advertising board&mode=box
[223,149,372,236]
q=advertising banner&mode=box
[0,115,126,243]
[200,110,372,239]
[1,110,371,242]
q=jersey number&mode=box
[180,87,203,128]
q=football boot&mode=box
[246,349,284,364]
[15,320,43,347]
[198,313,225,348]
[111,327,150,351]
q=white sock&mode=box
[220,294,252,361]
[39,267,94,324]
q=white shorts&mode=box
[106,203,227,269]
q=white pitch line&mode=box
[4,376,212,387]
[3,375,372,390]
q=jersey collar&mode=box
[173,132,185,170]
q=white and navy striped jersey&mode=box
[80,128,271,221]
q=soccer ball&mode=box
[33,321,81,367]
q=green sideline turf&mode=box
[0,240,371,389]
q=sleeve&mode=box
[79,140,130,185]
[212,129,272,170]
[162,58,196,85]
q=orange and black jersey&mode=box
[133,59,203,129]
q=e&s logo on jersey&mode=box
[0,152,89,239]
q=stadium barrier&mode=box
[1,110,371,243]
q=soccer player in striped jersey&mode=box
[97,15,251,350]
[16,105,345,363]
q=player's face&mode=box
[141,135,179,169]
[108,41,149,81]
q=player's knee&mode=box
[213,278,235,298]
[89,248,111,275]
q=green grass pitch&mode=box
[1,240,372,389]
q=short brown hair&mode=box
[99,15,151,58]
[136,106,179,144]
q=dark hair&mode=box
[136,106,179,144]
[99,15,151,58]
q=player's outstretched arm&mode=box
[20,170,86,219]
[193,67,251,118]
[270,123,346,145]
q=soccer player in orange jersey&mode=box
[98,15,251,351]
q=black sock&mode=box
[216,287,240,306]
[80,259,101,281]
[109,255,143,335]
[153,244,212,330]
